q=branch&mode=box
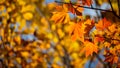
[62,45,71,68]
[88,56,94,68]
[55,1,112,12]
[55,1,120,19]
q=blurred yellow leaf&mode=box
[31,61,38,67]
[0,0,5,4]
[21,5,35,13]
[23,12,33,20]
[64,0,70,3]
[0,5,5,11]
[17,0,26,6]
[14,35,21,45]
[71,53,78,60]
[21,51,29,58]
[16,57,22,64]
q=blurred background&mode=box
[0,0,119,68]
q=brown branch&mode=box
[55,1,120,19]
[55,1,112,12]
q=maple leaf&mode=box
[95,18,111,30]
[51,4,70,24]
[108,24,117,33]
[65,3,83,16]
[104,55,118,64]
[82,41,98,57]
[94,36,104,43]
[73,5,83,16]
[67,3,75,14]
[69,22,85,42]
[104,50,119,64]
[84,19,94,37]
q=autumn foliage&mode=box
[0,0,120,68]
[51,0,120,68]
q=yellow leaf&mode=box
[0,0,5,4]
[64,0,70,3]
[7,7,12,12]
[57,28,65,38]
[23,12,33,20]
[71,53,78,60]
[51,24,56,31]
[47,2,56,10]
[32,54,39,60]
[17,0,26,6]
[0,5,5,11]
[21,51,29,58]
[21,4,35,13]
[16,57,21,64]
[31,61,38,67]
[14,35,21,45]
[53,57,61,63]
[53,37,58,43]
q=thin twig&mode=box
[55,1,120,19]
[55,1,112,12]
[88,56,94,68]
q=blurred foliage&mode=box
[0,0,120,68]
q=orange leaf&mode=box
[108,24,116,33]
[51,4,70,24]
[73,4,83,16]
[95,18,111,30]
[113,56,119,63]
[82,41,98,57]
[84,19,94,37]
[80,0,93,6]
[67,3,75,14]
[51,12,70,24]
[69,22,85,42]
[104,55,118,64]
[65,3,83,16]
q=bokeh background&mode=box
[0,0,119,68]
